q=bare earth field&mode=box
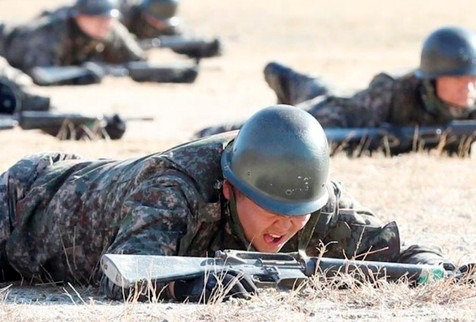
[1,0,476,320]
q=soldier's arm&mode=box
[103,22,146,63]
[343,73,396,127]
[309,181,453,267]
[4,26,63,74]
[102,170,197,300]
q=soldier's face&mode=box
[223,182,311,253]
[436,75,476,108]
[75,15,115,41]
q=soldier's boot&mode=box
[263,62,330,105]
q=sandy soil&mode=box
[0,0,476,320]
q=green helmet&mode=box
[221,105,330,216]
[416,26,476,79]
[140,0,178,23]
[74,0,120,18]
[0,78,20,115]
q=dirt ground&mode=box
[1,0,476,320]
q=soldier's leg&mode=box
[0,152,83,282]
[0,171,21,281]
[263,62,331,105]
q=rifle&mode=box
[1,111,153,140]
[30,61,199,86]
[324,120,476,156]
[138,35,222,59]
[101,250,452,291]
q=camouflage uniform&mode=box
[0,7,145,75]
[119,0,180,39]
[268,62,476,127]
[0,57,50,113]
[195,62,476,138]
[0,133,449,293]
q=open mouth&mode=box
[263,233,285,245]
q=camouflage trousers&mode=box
[0,152,81,281]
[0,171,13,279]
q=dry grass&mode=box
[1,0,476,320]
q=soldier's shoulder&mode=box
[163,132,237,155]
[39,6,72,20]
[373,68,417,81]
[21,8,71,34]
[119,0,141,12]
[111,20,137,38]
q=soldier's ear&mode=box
[222,180,232,200]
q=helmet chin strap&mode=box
[226,186,256,251]
[297,210,321,258]
[226,183,322,255]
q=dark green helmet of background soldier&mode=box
[416,26,476,79]
[140,0,179,22]
[74,0,120,18]
[221,105,330,216]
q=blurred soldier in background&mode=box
[0,57,127,140]
[197,26,476,137]
[0,0,145,85]
[0,57,50,114]
[119,0,180,38]
[119,0,222,59]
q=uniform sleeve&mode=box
[101,171,197,300]
[309,182,453,267]
[105,174,194,256]
[103,22,146,63]
[5,26,64,73]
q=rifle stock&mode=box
[100,250,448,290]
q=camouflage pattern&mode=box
[0,57,51,113]
[195,62,476,138]
[0,7,145,75]
[0,133,450,294]
[119,0,180,39]
[268,62,476,127]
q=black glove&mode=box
[104,114,127,140]
[173,270,258,303]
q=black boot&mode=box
[263,62,329,105]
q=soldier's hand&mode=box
[172,270,258,303]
